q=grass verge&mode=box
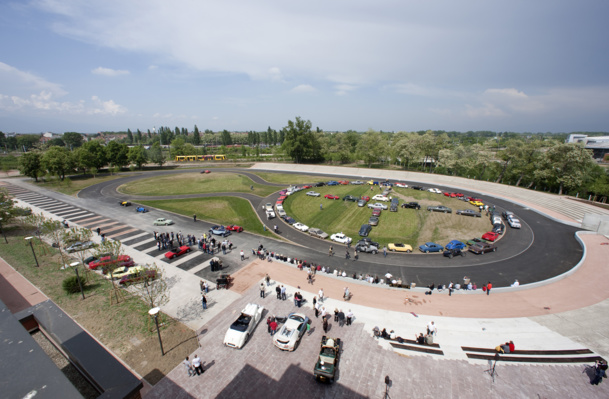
[0,226,197,385]
[250,172,326,185]
[29,174,126,196]
[138,197,275,238]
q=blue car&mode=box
[209,225,231,237]
[326,181,339,186]
[419,242,444,253]
[136,206,148,213]
[445,240,466,250]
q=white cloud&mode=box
[291,84,316,93]
[0,61,67,97]
[334,84,357,96]
[89,96,126,115]
[91,66,130,76]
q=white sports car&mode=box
[223,303,264,349]
[330,233,352,244]
[293,222,309,232]
[372,194,389,202]
[427,188,442,194]
[273,313,310,351]
[395,183,408,188]
[306,191,321,197]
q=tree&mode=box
[0,188,16,225]
[17,134,41,151]
[128,145,148,169]
[79,140,108,171]
[148,142,165,167]
[18,151,44,181]
[136,129,143,144]
[394,134,421,170]
[47,137,65,147]
[357,130,388,167]
[62,132,84,149]
[126,129,134,144]
[221,130,233,146]
[281,117,323,163]
[170,137,186,158]
[193,125,201,145]
[132,263,169,309]
[534,143,597,195]
[41,146,74,181]
[106,141,129,169]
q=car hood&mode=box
[224,328,245,346]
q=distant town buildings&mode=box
[566,134,609,160]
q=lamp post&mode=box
[0,218,7,243]
[71,261,85,300]
[25,236,39,267]
[149,307,164,356]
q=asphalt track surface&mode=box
[78,168,582,288]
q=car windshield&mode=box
[230,314,251,332]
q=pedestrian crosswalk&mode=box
[1,182,216,277]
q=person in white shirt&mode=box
[346,310,354,325]
[427,321,437,336]
[191,355,204,375]
[183,357,194,377]
[318,288,324,302]
[511,279,520,287]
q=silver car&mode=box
[273,313,309,351]
[66,241,95,253]
[368,202,388,210]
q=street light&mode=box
[149,307,164,356]
[71,261,85,300]
[0,218,7,243]
[25,236,39,267]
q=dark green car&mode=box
[342,195,358,202]
[314,335,341,383]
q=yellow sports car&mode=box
[109,265,144,280]
[388,243,413,253]
[469,200,484,207]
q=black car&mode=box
[357,238,380,248]
[313,182,325,187]
[456,209,481,217]
[282,215,295,225]
[358,224,372,237]
[443,248,466,259]
[401,202,421,210]
[411,186,425,190]
[492,223,505,235]
[390,203,398,212]
[343,195,358,202]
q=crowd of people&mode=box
[153,230,233,255]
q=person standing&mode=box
[318,288,324,303]
[427,321,437,336]
[265,274,271,286]
[260,283,265,298]
[192,355,204,375]
[329,246,333,256]
[383,246,387,257]
[193,214,197,222]
[320,203,323,210]
[201,294,207,310]
[200,279,205,293]
[486,281,492,296]
[322,317,329,333]
[96,227,101,236]
[281,285,287,300]
[275,285,281,299]
[183,357,194,377]
[240,250,245,261]
[338,310,345,327]
[314,300,320,318]
[346,309,353,326]
[203,281,209,294]
[270,319,278,336]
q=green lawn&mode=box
[118,172,279,197]
[31,174,126,196]
[283,185,491,248]
[251,172,325,185]
[138,197,275,238]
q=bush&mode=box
[62,275,84,294]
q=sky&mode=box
[1,0,608,134]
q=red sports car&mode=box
[276,200,284,205]
[278,195,287,201]
[372,208,382,217]
[165,245,191,259]
[324,194,339,200]
[201,170,211,174]
[338,180,350,185]
[454,193,464,197]
[302,185,312,189]
[227,225,243,232]
[361,196,370,202]
[444,192,452,197]
[89,255,134,270]
[481,232,499,242]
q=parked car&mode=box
[65,241,95,253]
[326,181,339,186]
[492,223,505,235]
[165,245,191,259]
[443,248,466,259]
[309,228,329,239]
[361,196,371,202]
[481,231,499,242]
[307,191,321,197]
[372,194,389,202]
[314,336,341,383]
[470,200,484,207]
[388,243,413,253]
[153,218,174,226]
[411,186,425,190]
[135,206,148,213]
[209,225,231,236]
[224,303,264,349]
[276,208,287,217]
[338,180,350,185]
[88,255,134,270]
[401,202,421,210]
[371,208,382,217]
[351,180,364,185]
[357,199,366,207]
[390,202,398,212]
[368,216,379,226]
[273,313,310,351]
[456,209,481,217]
[469,242,497,254]
[502,211,515,220]
[368,203,388,210]
[357,238,380,248]
[119,269,157,286]
[355,242,379,254]
[428,188,442,194]
[282,216,295,225]
[330,233,352,244]
[508,217,521,229]
[119,201,131,206]
[427,205,452,213]
[109,265,145,280]
[395,182,408,188]
[491,215,502,225]
[343,195,358,202]
[293,222,309,232]
[367,180,378,185]
[227,225,244,232]
[324,194,340,200]
[266,209,276,219]
[302,185,312,189]
[358,224,372,237]
[418,242,444,253]
[445,240,466,250]
[466,237,489,246]
[201,169,211,174]
[313,182,325,187]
